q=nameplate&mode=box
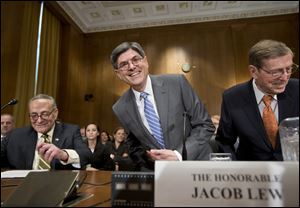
[155,161,299,207]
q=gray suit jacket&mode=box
[113,74,215,170]
[1,122,92,170]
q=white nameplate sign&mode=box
[155,161,299,207]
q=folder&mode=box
[3,171,79,207]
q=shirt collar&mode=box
[38,124,55,140]
[252,79,277,104]
[132,75,153,101]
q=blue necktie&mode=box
[140,92,165,149]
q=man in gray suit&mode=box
[1,94,91,169]
[110,42,215,170]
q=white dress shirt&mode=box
[132,75,182,161]
[252,79,278,122]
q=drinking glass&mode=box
[279,117,299,161]
[209,153,232,161]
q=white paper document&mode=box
[1,170,48,178]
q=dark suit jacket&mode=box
[215,78,299,161]
[89,140,112,170]
[1,122,92,169]
[113,74,215,170]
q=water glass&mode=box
[279,117,299,161]
[210,153,232,161]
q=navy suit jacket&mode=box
[215,78,299,160]
[1,122,92,169]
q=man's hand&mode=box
[146,149,179,161]
[37,143,69,163]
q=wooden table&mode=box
[1,171,112,207]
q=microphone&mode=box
[182,111,188,160]
[1,98,18,110]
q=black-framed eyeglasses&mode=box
[259,63,298,78]
[117,56,144,71]
[29,108,56,121]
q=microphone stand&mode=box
[1,99,18,110]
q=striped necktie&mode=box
[140,92,165,149]
[262,95,278,149]
[38,134,51,170]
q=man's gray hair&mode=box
[110,42,146,69]
[29,94,57,108]
[249,39,293,68]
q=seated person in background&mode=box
[100,130,111,145]
[84,123,112,171]
[80,126,87,141]
[211,115,220,135]
[107,127,135,171]
[1,114,15,141]
[209,115,220,153]
[1,94,92,169]
[215,39,299,161]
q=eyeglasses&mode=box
[117,56,144,71]
[29,108,56,121]
[259,63,298,78]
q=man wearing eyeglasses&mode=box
[1,94,91,169]
[110,42,215,170]
[215,39,299,161]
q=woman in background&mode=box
[107,127,135,171]
[85,123,111,171]
[100,130,111,145]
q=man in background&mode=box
[1,114,15,141]
[216,39,299,161]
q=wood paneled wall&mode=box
[1,2,26,115]
[1,3,298,135]
[57,14,298,134]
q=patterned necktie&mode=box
[38,134,51,169]
[140,92,165,149]
[42,134,51,143]
[262,95,278,149]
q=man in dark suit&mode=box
[110,42,215,170]
[1,94,91,169]
[1,114,15,141]
[216,39,299,161]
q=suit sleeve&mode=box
[215,92,238,159]
[179,75,215,160]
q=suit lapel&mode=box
[151,76,168,140]
[27,128,38,168]
[124,90,159,147]
[52,123,65,148]
[278,91,294,123]
[242,81,273,149]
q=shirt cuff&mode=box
[60,149,80,165]
[174,150,182,161]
